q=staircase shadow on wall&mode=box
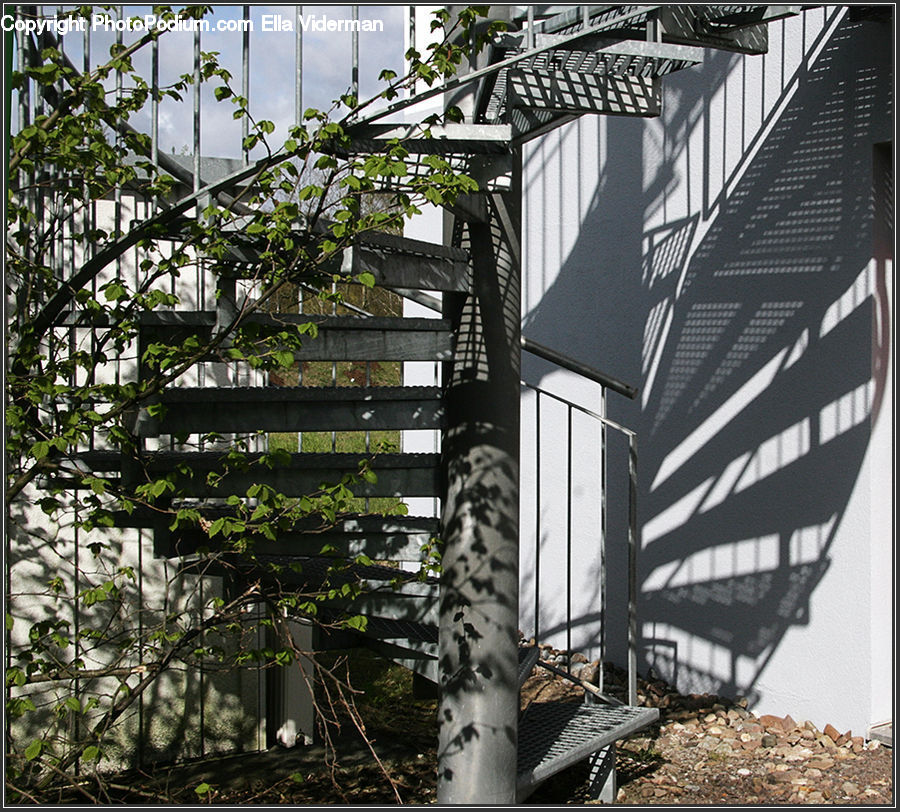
[521,16,891,704]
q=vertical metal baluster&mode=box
[16,6,33,296]
[55,5,66,285]
[534,391,541,644]
[13,8,30,324]
[295,6,303,125]
[628,433,638,706]
[151,29,159,209]
[113,6,123,389]
[242,6,250,164]
[193,26,201,194]
[193,22,204,394]
[353,4,362,509]
[351,6,359,100]
[82,8,97,465]
[433,358,440,518]
[526,6,534,50]
[294,7,304,449]
[566,404,573,672]
[192,16,205,748]
[331,280,337,453]
[15,9,28,132]
[599,387,607,696]
[408,6,415,96]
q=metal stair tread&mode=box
[72,450,440,470]
[62,310,452,331]
[252,553,439,590]
[111,505,438,535]
[517,701,659,798]
[137,386,447,436]
[154,385,442,403]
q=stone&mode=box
[806,757,834,770]
[823,723,841,742]
[761,734,778,748]
[781,714,797,732]
[773,769,800,783]
[571,652,588,664]
[806,791,825,803]
[737,768,751,777]
[842,782,859,797]
[742,739,762,751]
[759,714,783,730]
[704,712,718,723]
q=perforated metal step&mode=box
[516,701,658,801]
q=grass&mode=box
[265,282,409,516]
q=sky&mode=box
[24,5,410,159]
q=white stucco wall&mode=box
[5,191,267,768]
[519,7,893,736]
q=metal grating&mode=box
[351,614,438,645]
[517,701,659,796]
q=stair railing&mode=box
[521,337,640,706]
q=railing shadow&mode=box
[519,9,892,723]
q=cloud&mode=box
[47,5,407,159]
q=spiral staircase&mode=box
[34,5,809,802]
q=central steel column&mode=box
[437,8,521,804]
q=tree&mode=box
[5,4,505,800]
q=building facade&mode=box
[517,5,893,738]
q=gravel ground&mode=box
[29,653,891,805]
[521,662,894,806]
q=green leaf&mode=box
[30,441,50,460]
[24,739,42,761]
[343,615,368,632]
[82,745,100,762]
[195,782,213,796]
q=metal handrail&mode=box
[521,358,639,706]
[521,337,638,400]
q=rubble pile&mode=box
[520,643,893,805]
